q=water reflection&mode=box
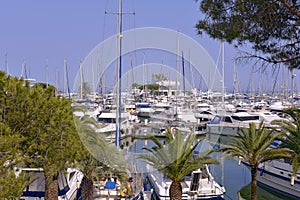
[122,128,289,200]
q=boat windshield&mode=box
[231,115,259,121]
[136,104,151,108]
[210,116,221,124]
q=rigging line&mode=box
[98,0,110,95]
[271,66,280,96]
[102,0,109,42]
[210,42,222,92]
[131,0,138,78]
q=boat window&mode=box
[210,116,221,124]
[223,117,232,123]
[201,111,212,115]
[231,115,259,121]
[280,171,284,175]
[136,104,151,108]
[69,171,76,182]
[98,118,116,123]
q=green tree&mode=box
[272,107,300,184]
[31,86,82,199]
[0,71,83,199]
[0,72,33,198]
[0,122,30,199]
[74,115,129,199]
[152,73,168,83]
[132,83,140,89]
[137,127,218,200]
[221,122,291,200]
[78,81,91,98]
[195,0,300,68]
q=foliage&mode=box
[0,71,83,198]
[221,122,291,200]
[138,84,159,91]
[137,127,218,200]
[132,83,140,89]
[0,121,30,198]
[152,73,168,83]
[78,82,91,98]
[195,0,300,68]
[74,116,128,180]
[272,106,300,177]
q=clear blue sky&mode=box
[0,0,296,94]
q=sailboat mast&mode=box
[182,51,185,97]
[221,40,225,106]
[116,0,123,148]
[64,58,71,99]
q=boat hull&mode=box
[257,163,300,199]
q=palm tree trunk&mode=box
[169,181,182,200]
[44,172,58,200]
[80,175,94,200]
[250,165,258,200]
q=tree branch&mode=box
[278,0,300,19]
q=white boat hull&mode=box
[147,165,225,200]
[257,161,300,199]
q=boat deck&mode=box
[93,172,143,200]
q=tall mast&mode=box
[221,40,225,107]
[175,31,179,115]
[64,58,71,99]
[142,53,145,101]
[79,60,83,99]
[282,65,285,101]
[182,51,186,97]
[176,31,179,97]
[292,69,296,104]
[233,60,237,101]
[116,0,123,148]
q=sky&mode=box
[0,0,297,94]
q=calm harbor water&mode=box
[124,127,293,200]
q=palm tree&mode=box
[221,122,291,200]
[136,127,218,200]
[272,107,300,185]
[74,116,128,199]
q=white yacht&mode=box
[257,159,300,199]
[17,168,83,200]
[135,102,155,118]
[96,111,130,133]
[206,112,260,136]
[147,164,225,199]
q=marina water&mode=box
[126,127,295,200]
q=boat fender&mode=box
[221,186,226,193]
[259,168,264,176]
[291,176,295,186]
[120,185,131,197]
